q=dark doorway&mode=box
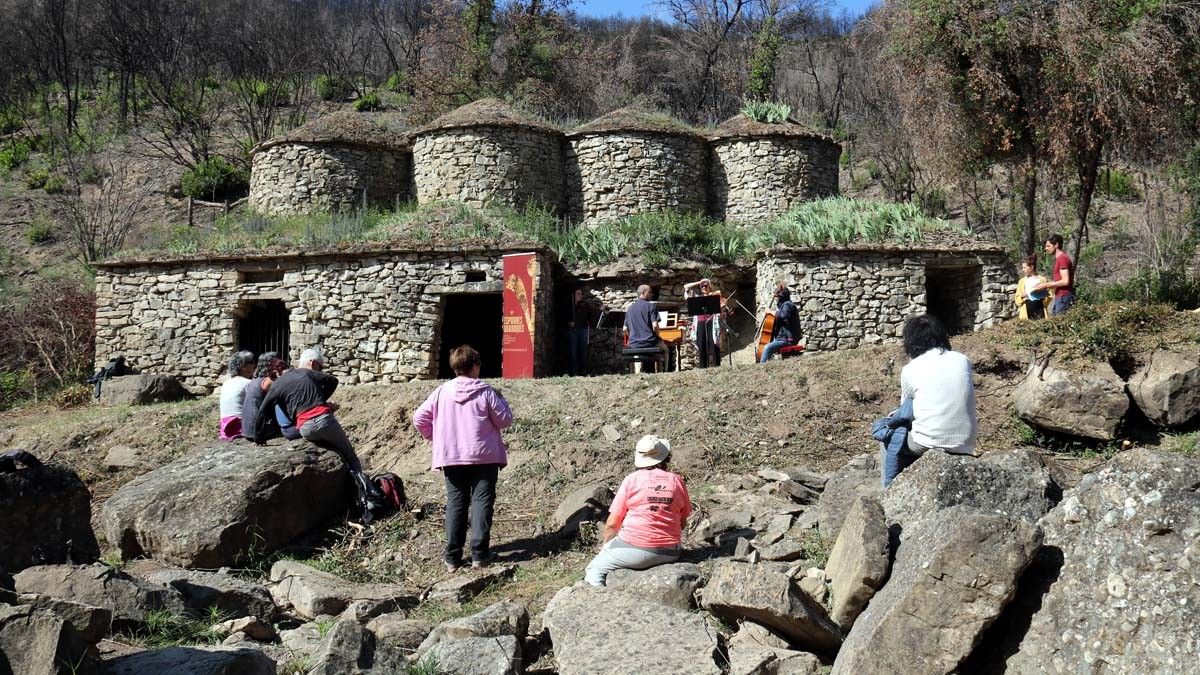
[439,294,503,378]
[925,264,983,335]
[237,299,290,360]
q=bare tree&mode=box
[60,152,157,264]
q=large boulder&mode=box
[103,443,350,568]
[824,495,889,630]
[1013,361,1128,440]
[416,600,528,657]
[134,566,276,620]
[420,635,522,675]
[424,565,516,604]
[831,507,1041,675]
[544,585,722,675]
[1003,449,1200,673]
[102,646,275,675]
[700,561,842,655]
[882,449,1060,533]
[552,482,614,536]
[605,562,703,610]
[269,561,416,620]
[308,618,407,674]
[728,643,822,675]
[14,593,113,644]
[13,564,186,630]
[96,374,191,406]
[0,462,99,575]
[815,454,881,545]
[0,604,96,675]
[365,614,432,651]
[1128,349,1200,427]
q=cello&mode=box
[754,309,776,362]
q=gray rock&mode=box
[1128,349,1200,427]
[601,425,622,442]
[1013,361,1128,440]
[339,597,411,623]
[778,468,829,492]
[824,495,889,630]
[728,620,791,650]
[759,513,795,546]
[417,600,528,656]
[365,614,431,651]
[605,562,703,610]
[759,480,820,505]
[15,593,113,644]
[816,453,882,545]
[269,561,416,620]
[701,561,842,655]
[103,443,350,568]
[728,643,822,675]
[278,620,325,655]
[883,449,1059,533]
[213,616,275,642]
[1003,450,1200,674]
[104,445,144,470]
[420,635,522,675]
[0,462,99,575]
[424,565,516,604]
[831,507,1041,675]
[309,618,408,674]
[544,585,721,675]
[97,374,191,406]
[552,482,614,536]
[103,646,275,675]
[13,564,186,630]
[758,468,791,482]
[137,566,276,620]
[0,603,96,675]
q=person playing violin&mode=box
[759,282,801,363]
[683,277,722,368]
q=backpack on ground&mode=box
[349,469,396,525]
[372,473,407,513]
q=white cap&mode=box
[634,435,671,468]
[299,348,323,367]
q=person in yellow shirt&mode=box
[1014,255,1051,320]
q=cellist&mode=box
[759,282,801,363]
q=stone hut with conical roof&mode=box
[564,108,708,226]
[411,98,564,212]
[249,111,411,215]
[708,115,841,223]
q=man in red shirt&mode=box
[1035,234,1075,315]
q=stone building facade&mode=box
[709,116,841,223]
[249,112,411,215]
[564,109,708,225]
[94,245,555,393]
[412,99,564,212]
[756,245,1015,351]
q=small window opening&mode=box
[465,270,487,282]
[238,270,284,284]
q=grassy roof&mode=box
[567,107,701,138]
[709,113,839,145]
[253,111,410,154]
[413,98,562,136]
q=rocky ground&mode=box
[2,310,1199,674]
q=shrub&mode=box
[1097,167,1140,201]
[0,140,32,174]
[0,369,35,410]
[741,100,791,124]
[315,74,354,102]
[25,219,53,244]
[384,72,408,92]
[42,174,66,194]
[354,92,382,112]
[24,168,49,189]
[180,157,249,202]
[52,384,91,409]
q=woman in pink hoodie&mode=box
[414,345,514,572]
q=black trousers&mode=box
[695,317,720,368]
[442,463,500,564]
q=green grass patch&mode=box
[741,100,791,124]
[1011,302,1199,366]
[119,607,230,648]
[1160,431,1199,456]
[1097,167,1140,201]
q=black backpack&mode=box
[350,470,404,524]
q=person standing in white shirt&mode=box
[889,315,978,483]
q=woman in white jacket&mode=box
[218,350,256,440]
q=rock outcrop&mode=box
[544,585,722,675]
[1004,449,1200,673]
[421,635,522,675]
[133,565,276,620]
[816,454,881,545]
[269,560,416,620]
[831,507,1041,674]
[308,618,408,674]
[13,564,186,630]
[701,561,842,654]
[552,482,614,536]
[0,462,99,575]
[97,374,191,406]
[13,593,112,644]
[0,603,96,675]
[417,600,529,657]
[1013,361,1128,440]
[102,646,275,675]
[1128,349,1200,427]
[605,562,703,610]
[824,495,889,630]
[103,443,350,568]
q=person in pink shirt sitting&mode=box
[414,345,514,573]
[584,434,692,586]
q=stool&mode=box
[623,347,664,374]
[779,344,806,360]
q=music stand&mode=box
[686,295,721,316]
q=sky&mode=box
[573,0,878,19]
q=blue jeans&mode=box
[1051,293,1075,315]
[880,439,919,488]
[566,327,589,375]
[759,339,791,363]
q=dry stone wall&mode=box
[565,133,708,225]
[94,249,553,394]
[413,128,564,212]
[710,136,840,223]
[756,250,1014,351]
[249,143,411,215]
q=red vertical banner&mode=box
[502,253,537,379]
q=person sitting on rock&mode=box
[241,352,286,443]
[252,348,362,472]
[584,434,692,586]
[882,315,978,486]
[218,350,256,440]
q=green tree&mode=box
[746,10,781,100]
[462,0,497,92]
